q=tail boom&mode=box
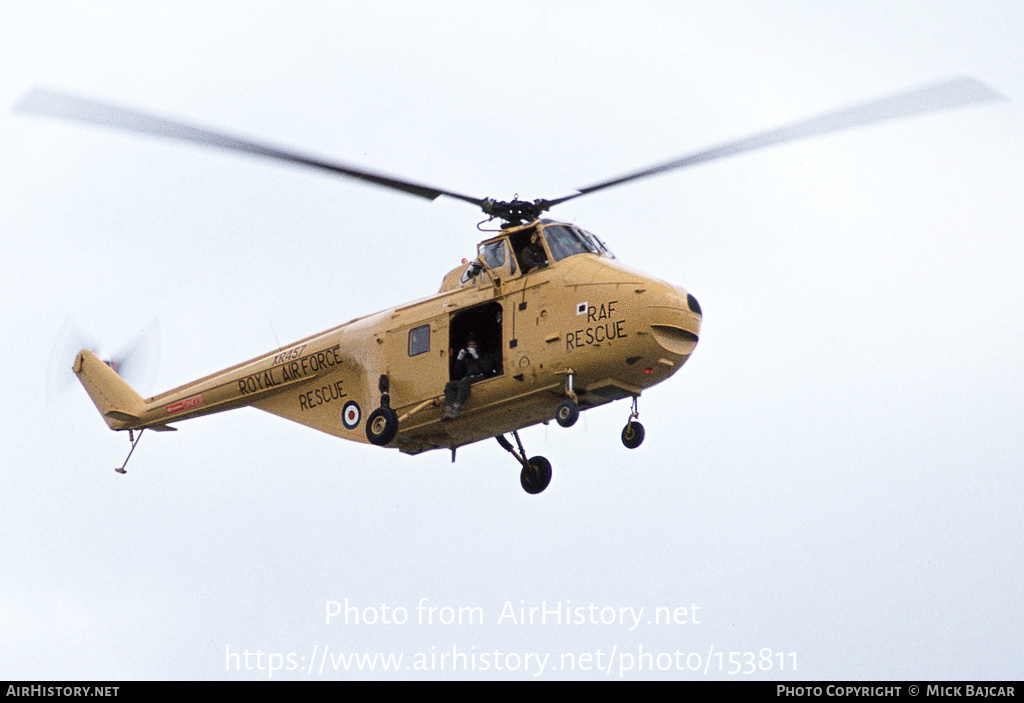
[73,331,355,432]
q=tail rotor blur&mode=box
[47,318,160,400]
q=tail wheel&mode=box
[555,399,579,427]
[520,456,552,494]
[621,421,645,449]
[366,407,399,445]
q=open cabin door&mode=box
[448,301,504,381]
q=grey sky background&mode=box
[1,1,1021,680]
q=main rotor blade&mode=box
[15,88,488,208]
[547,76,1004,208]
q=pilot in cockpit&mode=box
[519,232,547,273]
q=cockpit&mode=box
[499,219,615,272]
[442,219,615,291]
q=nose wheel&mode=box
[621,396,645,449]
[520,456,552,495]
[621,420,645,449]
[496,431,552,494]
[555,371,580,427]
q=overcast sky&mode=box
[1,1,1021,681]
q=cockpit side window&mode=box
[480,240,512,273]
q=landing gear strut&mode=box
[496,431,552,494]
[621,396,645,449]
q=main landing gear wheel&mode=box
[366,406,398,445]
[621,421,645,449]
[555,399,579,428]
[497,431,553,495]
[520,456,552,495]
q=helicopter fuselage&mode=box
[74,219,701,456]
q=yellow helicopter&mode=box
[17,78,1000,493]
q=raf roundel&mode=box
[342,401,361,430]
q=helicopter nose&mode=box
[645,283,701,358]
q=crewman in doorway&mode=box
[441,332,497,421]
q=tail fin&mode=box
[73,349,146,430]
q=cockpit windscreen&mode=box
[542,224,614,261]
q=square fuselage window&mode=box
[408,324,430,356]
